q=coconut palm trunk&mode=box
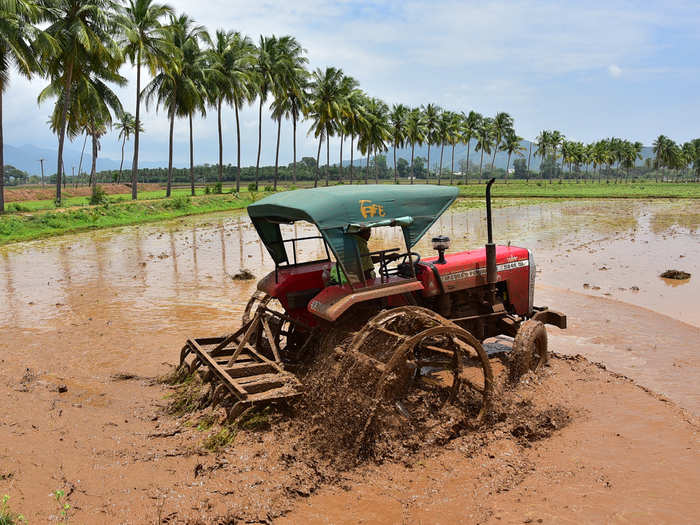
[390,139,397,184]
[273,117,281,190]
[167,111,175,196]
[90,131,98,189]
[438,143,444,185]
[410,142,415,185]
[450,143,455,185]
[374,151,379,184]
[314,134,322,188]
[339,132,344,184]
[464,139,471,185]
[129,49,142,199]
[118,134,126,184]
[365,146,370,184]
[217,99,223,182]
[292,115,298,185]
[234,104,241,193]
[56,64,74,206]
[349,134,354,184]
[505,151,512,184]
[189,113,195,196]
[325,132,330,186]
[526,142,532,182]
[479,148,485,180]
[255,98,263,190]
[78,133,87,186]
[426,143,431,182]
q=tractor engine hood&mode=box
[418,245,532,313]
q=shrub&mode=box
[90,185,109,205]
[7,203,29,212]
[263,185,273,192]
[213,182,223,194]
[247,183,258,192]
[204,185,211,195]
[169,195,191,210]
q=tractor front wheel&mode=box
[509,319,548,382]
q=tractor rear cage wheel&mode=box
[349,306,494,424]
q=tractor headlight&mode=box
[431,236,450,251]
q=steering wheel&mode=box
[399,252,421,265]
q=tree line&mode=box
[2,0,700,213]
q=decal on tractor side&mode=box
[441,258,529,282]
[359,200,386,218]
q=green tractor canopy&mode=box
[248,184,459,272]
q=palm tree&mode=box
[653,134,673,182]
[501,131,525,183]
[307,66,344,187]
[549,130,564,182]
[225,32,255,193]
[117,0,173,200]
[535,130,550,180]
[436,110,452,185]
[271,60,308,187]
[114,112,141,183]
[335,74,358,184]
[460,110,481,185]
[269,36,306,190]
[143,59,179,195]
[143,15,206,197]
[342,89,366,184]
[490,112,514,172]
[0,0,42,212]
[252,35,279,190]
[42,0,122,206]
[389,103,408,184]
[475,117,494,180]
[170,15,208,196]
[447,111,462,185]
[405,107,426,184]
[365,98,390,184]
[204,30,234,184]
[422,104,440,181]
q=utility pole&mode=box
[39,158,45,188]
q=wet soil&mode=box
[1,199,699,523]
[3,183,163,202]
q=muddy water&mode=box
[1,198,699,523]
[0,198,698,397]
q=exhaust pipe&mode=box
[485,178,497,302]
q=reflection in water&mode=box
[0,199,698,331]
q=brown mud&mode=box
[0,199,699,523]
[3,183,164,203]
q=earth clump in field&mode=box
[660,269,691,280]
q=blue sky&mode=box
[4,0,700,169]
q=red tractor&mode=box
[179,180,566,421]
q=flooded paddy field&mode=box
[0,198,698,523]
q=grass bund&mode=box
[1,180,698,245]
[0,192,253,245]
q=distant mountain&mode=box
[3,143,166,175]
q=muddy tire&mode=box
[509,320,548,382]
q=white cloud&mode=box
[608,64,623,77]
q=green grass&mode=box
[0,495,25,525]
[0,193,253,246]
[456,180,700,199]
